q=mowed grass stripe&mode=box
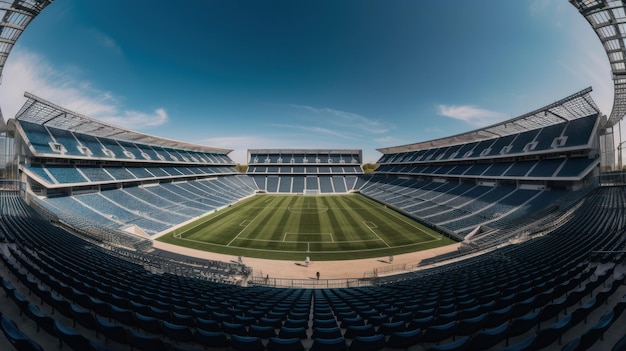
[310,196,386,252]
[317,197,334,242]
[341,196,391,249]
[237,196,291,247]
[299,197,321,239]
[283,196,303,241]
[181,195,267,244]
[226,195,280,246]
[158,193,456,260]
[325,196,381,247]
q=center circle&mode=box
[287,204,329,214]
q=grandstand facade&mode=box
[359,88,602,239]
[10,93,258,239]
[247,149,363,194]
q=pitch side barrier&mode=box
[249,273,377,289]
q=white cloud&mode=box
[529,0,552,17]
[559,50,613,118]
[200,136,262,148]
[0,49,167,130]
[199,136,269,164]
[437,104,507,127]
[272,123,360,140]
[529,0,568,19]
[98,32,123,56]
[99,108,169,129]
[84,28,123,56]
[373,136,397,144]
[424,127,444,134]
[291,104,393,134]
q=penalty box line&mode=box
[363,221,377,229]
[227,196,280,246]
[282,232,334,242]
[362,221,391,248]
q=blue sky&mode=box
[0,0,613,164]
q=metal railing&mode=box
[249,272,375,289]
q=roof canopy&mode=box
[0,0,52,81]
[0,0,53,131]
[570,0,626,127]
[15,92,232,154]
[378,87,600,154]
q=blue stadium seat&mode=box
[0,315,44,351]
[278,326,307,339]
[95,316,128,344]
[249,324,277,339]
[267,337,305,351]
[349,334,385,351]
[161,320,194,342]
[427,336,470,351]
[195,329,229,348]
[312,326,343,339]
[128,330,167,351]
[134,312,161,334]
[310,337,347,351]
[53,319,90,350]
[230,334,265,351]
[386,328,422,349]
[377,320,406,335]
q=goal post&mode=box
[303,189,321,196]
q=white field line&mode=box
[283,233,333,242]
[216,237,382,244]
[227,196,279,246]
[365,225,391,248]
[363,221,377,229]
[176,235,439,253]
[379,205,442,240]
[176,197,263,236]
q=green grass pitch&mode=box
[158,194,456,260]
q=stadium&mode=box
[0,1,625,351]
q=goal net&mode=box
[303,189,321,196]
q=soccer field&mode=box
[158,194,455,260]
